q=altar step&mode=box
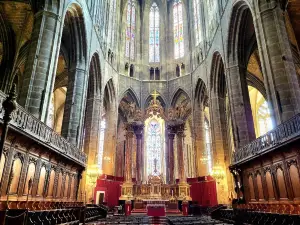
[131,208,147,215]
[131,208,182,216]
[166,209,182,215]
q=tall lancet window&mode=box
[46,93,55,128]
[108,0,117,48]
[204,118,212,174]
[125,0,136,59]
[193,0,202,46]
[173,0,184,59]
[146,120,162,175]
[149,3,160,63]
[98,119,106,172]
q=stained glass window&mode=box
[204,0,218,42]
[173,0,184,59]
[108,0,117,48]
[258,101,273,136]
[248,86,273,137]
[125,1,135,59]
[149,3,160,63]
[47,93,55,128]
[146,120,162,175]
[193,0,202,46]
[98,119,106,170]
[205,119,212,174]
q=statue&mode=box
[134,109,143,121]
[128,102,136,119]
[168,108,175,121]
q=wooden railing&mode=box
[232,113,300,164]
[0,202,107,225]
[0,91,86,166]
[212,204,300,225]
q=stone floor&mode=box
[87,215,233,225]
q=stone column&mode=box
[120,123,134,200]
[194,104,207,176]
[175,123,192,201]
[257,2,300,123]
[125,124,134,182]
[165,131,169,184]
[176,124,186,182]
[19,9,61,121]
[102,108,117,176]
[167,126,176,184]
[226,65,256,149]
[61,67,87,147]
[83,96,101,202]
[84,97,101,165]
[210,93,229,165]
[133,124,144,184]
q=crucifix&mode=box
[151,90,160,105]
[153,158,158,174]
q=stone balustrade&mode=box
[232,113,300,164]
[0,91,87,166]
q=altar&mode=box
[146,200,166,217]
[119,91,192,215]
[121,173,190,215]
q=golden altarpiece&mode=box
[119,91,192,205]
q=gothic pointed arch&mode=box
[171,88,191,108]
[0,13,15,92]
[226,1,257,149]
[228,2,272,138]
[210,52,226,97]
[62,3,87,64]
[209,51,234,203]
[102,78,117,176]
[119,88,140,108]
[194,78,210,176]
[103,79,117,110]
[144,93,166,109]
[227,1,254,65]
[195,78,208,107]
[87,53,102,97]
[52,3,89,146]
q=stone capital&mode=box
[124,123,134,138]
[132,123,144,139]
[168,132,176,139]
[175,123,185,135]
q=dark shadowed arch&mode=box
[62,3,87,64]
[88,53,101,97]
[227,1,254,65]
[119,88,140,108]
[171,88,191,108]
[195,78,208,107]
[103,79,116,111]
[0,13,15,92]
[210,52,226,98]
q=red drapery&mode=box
[189,176,218,206]
[94,176,123,207]
[94,175,218,207]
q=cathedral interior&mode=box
[1,0,300,224]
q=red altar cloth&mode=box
[147,206,166,217]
